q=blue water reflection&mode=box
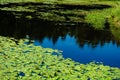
[0,12,120,68]
[34,34,120,68]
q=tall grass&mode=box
[85,4,120,42]
[85,3,120,30]
[85,11,106,30]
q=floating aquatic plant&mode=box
[0,36,120,80]
[0,1,120,80]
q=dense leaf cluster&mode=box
[0,36,120,80]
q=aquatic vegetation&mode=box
[0,36,120,80]
[0,0,117,26]
[0,1,120,79]
[0,0,113,21]
[0,6,35,12]
[0,0,35,4]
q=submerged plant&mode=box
[0,36,120,80]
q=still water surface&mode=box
[0,15,120,68]
[34,34,120,68]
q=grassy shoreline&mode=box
[0,1,120,79]
[0,0,120,41]
[0,0,120,28]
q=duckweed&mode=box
[0,36,120,80]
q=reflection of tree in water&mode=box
[74,27,113,48]
[0,11,119,48]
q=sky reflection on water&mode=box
[0,13,120,68]
[34,34,120,68]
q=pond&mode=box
[32,25,120,68]
[0,14,120,68]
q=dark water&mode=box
[0,11,120,68]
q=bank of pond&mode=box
[0,0,120,79]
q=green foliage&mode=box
[1,0,120,28]
[85,1,120,30]
[85,11,106,29]
[0,36,120,80]
[0,0,34,4]
[0,0,120,79]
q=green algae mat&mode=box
[0,36,120,80]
